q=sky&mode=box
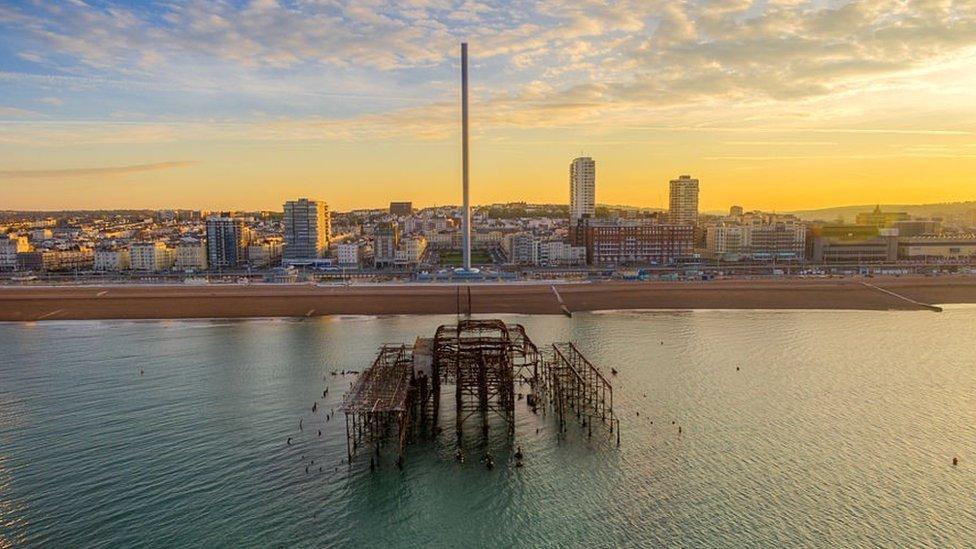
[1,0,975,212]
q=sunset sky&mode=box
[1,0,975,212]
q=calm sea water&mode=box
[2,309,976,548]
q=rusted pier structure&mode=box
[339,319,617,468]
[545,342,620,445]
[339,344,417,468]
[430,319,539,444]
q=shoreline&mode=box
[2,276,975,321]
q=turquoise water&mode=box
[2,309,976,547]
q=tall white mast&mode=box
[460,42,471,272]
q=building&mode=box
[175,240,208,270]
[0,235,30,270]
[389,202,413,216]
[899,236,976,259]
[30,228,52,242]
[247,238,283,267]
[129,242,175,272]
[206,216,250,269]
[729,205,744,217]
[395,235,428,266]
[505,232,537,265]
[373,222,400,268]
[891,219,941,237]
[472,230,504,249]
[536,240,586,266]
[17,248,93,272]
[705,224,747,258]
[578,219,693,266]
[855,206,909,227]
[93,247,130,271]
[336,243,361,266]
[669,175,699,225]
[570,157,596,226]
[810,225,898,263]
[283,198,330,260]
[747,222,806,261]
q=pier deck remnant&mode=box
[431,319,539,443]
[340,319,617,469]
[546,342,619,445]
[340,344,416,467]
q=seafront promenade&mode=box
[1,276,975,321]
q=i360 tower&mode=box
[460,42,472,272]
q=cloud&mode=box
[0,161,197,178]
[38,96,63,106]
[1,0,975,140]
[0,106,42,118]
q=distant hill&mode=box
[787,201,976,222]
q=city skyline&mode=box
[1,1,976,211]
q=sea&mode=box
[2,308,975,548]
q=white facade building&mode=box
[705,221,806,260]
[669,175,700,225]
[537,239,586,266]
[336,243,361,266]
[175,240,208,270]
[94,248,131,271]
[129,242,175,272]
[394,235,427,266]
[247,239,283,267]
[705,225,747,258]
[505,232,537,265]
[570,157,596,226]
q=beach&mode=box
[1,276,975,321]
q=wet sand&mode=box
[1,277,974,321]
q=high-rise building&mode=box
[570,157,596,226]
[283,198,330,260]
[669,175,699,225]
[206,215,249,269]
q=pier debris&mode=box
[337,319,620,471]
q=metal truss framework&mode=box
[339,319,618,469]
